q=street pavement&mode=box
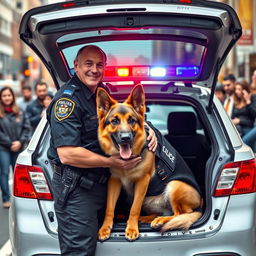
[0,200,9,247]
[0,194,12,256]
[0,171,13,255]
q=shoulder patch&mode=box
[63,89,74,96]
[54,98,75,121]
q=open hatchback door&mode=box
[19,0,242,92]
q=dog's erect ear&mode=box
[96,88,117,120]
[125,84,145,116]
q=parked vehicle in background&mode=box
[9,0,256,256]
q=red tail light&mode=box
[13,164,53,200]
[214,159,256,197]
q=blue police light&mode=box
[176,66,199,77]
[150,67,166,77]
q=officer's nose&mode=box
[91,64,97,73]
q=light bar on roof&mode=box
[117,68,129,77]
[150,67,166,77]
[102,65,200,80]
[176,66,199,76]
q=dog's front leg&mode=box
[125,173,151,241]
[98,176,122,242]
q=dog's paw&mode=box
[125,227,140,241]
[98,227,111,242]
[151,216,173,229]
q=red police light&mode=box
[179,0,192,3]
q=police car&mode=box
[10,0,256,255]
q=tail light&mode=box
[214,159,256,197]
[13,164,53,200]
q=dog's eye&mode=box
[128,116,136,125]
[111,117,120,125]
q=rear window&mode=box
[59,27,206,81]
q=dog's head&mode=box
[96,84,146,159]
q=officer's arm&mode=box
[57,146,141,170]
[57,146,110,168]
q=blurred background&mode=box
[0,0,255,96]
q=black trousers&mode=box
[52,172,107,256]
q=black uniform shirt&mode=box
[47,74,107,173]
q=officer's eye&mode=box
[85,61,93,67]
[97,63,104,69]
[128,116,136,125]
[111,117,120,125]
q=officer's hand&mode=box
[109,154,142,170]
[144,123,158,152]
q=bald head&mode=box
[75,45,107,63]
[74,45,107,92]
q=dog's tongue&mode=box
[119,144,132,159]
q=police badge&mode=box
[54,98,75,121]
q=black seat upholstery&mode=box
[164,111,210,192]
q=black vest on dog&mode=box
[146,124,201,197]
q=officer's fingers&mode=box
[127,157,142,168]
[148,136,157,152]
[148,140,157,152]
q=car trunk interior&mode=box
[111,97,211,232]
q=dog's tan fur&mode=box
[97,84,202,241]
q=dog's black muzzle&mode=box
[112,131,134,148]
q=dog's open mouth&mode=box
[118,143,132,160]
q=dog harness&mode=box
[146,123,201,196]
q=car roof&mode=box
[20,0,241,90]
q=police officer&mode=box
[47,45,157,256]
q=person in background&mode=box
[222,74,236,116]
[16,85,34,112]
[41,92,54,116]
[215,83,226,103]
[0,86,30,208]
[250,69,256,94]
[231,80,256,137]
[26,81,48,131]
[241,71,256,153]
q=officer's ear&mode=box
[96,88,117,121]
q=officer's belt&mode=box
[52,163,108,185]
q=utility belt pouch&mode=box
[79,176,94,190]
[58,166,80,207]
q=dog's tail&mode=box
[161,211,202,233]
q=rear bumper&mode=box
[9,194,256,256]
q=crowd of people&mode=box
[215,69,256,152]
[0,80,53,208]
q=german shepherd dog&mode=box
[96,84,202,241]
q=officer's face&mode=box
[74,47,106,92]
